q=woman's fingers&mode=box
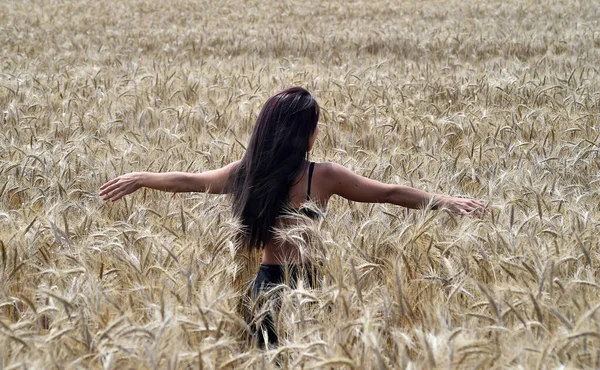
[444,197,489,218]
[102,189,117,201]
[471,207,484,218]
[466,199,483,208]
[102,184,129,201]
[110,190,126,202]
[99,178,121,196]
[468,204,489,218]
[101,183,123,200]
[99,177,119,191]
[99,181,122,197]
[99,174,140,201]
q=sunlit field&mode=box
[1,0,600,368]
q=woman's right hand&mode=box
[99,172,143,201]
[435,195,489,217]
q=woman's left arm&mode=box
[322,162,487,216]
[99,160,240,201]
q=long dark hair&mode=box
[229,87,320,249]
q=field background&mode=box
[2,0,600,368]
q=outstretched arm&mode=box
[99,160,240,201]
[323,162,485,216]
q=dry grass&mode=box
[1,0,600,368]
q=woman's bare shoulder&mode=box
[313,161,340,174]
[313,161,352,178]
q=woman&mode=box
[99,86,485,347]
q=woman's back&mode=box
[262,161,324,264]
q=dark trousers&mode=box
[248,263,319,348]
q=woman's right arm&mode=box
[323,162,486,216]
[99,160,240,202]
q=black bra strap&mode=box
[307,162,315,199]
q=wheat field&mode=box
[1,0,600,368]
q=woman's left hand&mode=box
[99,172,143,201]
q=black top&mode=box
[306,161,315,200]
[298,161,320,219]
[281,162,320,220]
